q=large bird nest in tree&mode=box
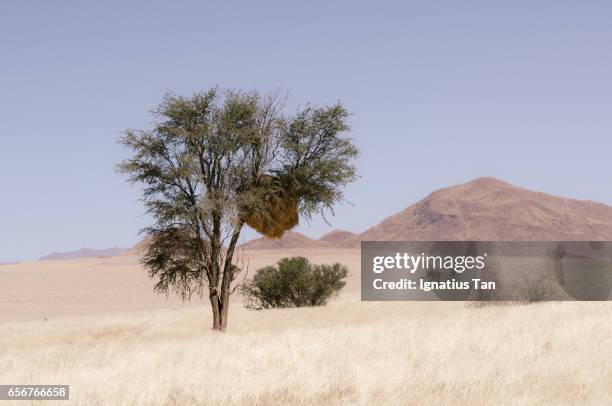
[241,174,301,238]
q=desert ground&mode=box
[1,249,611,405]
[0,248,360,323]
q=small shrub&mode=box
[523,278,558,303]
[468,277,559,307]
[241,257,348,310]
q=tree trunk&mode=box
[209,290,230,331]
[208,222,243,331]
[219,289,230,330]
[210,292,221,330]
[209,224,242,331]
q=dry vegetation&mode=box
[1,296,611,405]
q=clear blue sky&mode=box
[1,1,611,261]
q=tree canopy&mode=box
[118,88,358,330]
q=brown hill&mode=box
[359,177,612,241]
[122,236,152,256]
[241,231,328,250]
[319,229,360,247]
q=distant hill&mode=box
[359,177,612,242]
[39,247,127,261]
[122,236,152,256]
[319,229,360,248]
[241,231,328,250]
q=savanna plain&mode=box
[1,249,611,405]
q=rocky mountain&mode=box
[359,177,612,242]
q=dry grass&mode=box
[1,297,611,405]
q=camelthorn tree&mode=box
[119,88,358,330]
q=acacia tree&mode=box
[118,88,358,331]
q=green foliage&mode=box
[276,105,359,219]
[241,257,349,310]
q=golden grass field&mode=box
[1,250,611,405]
[1,298,611,405]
